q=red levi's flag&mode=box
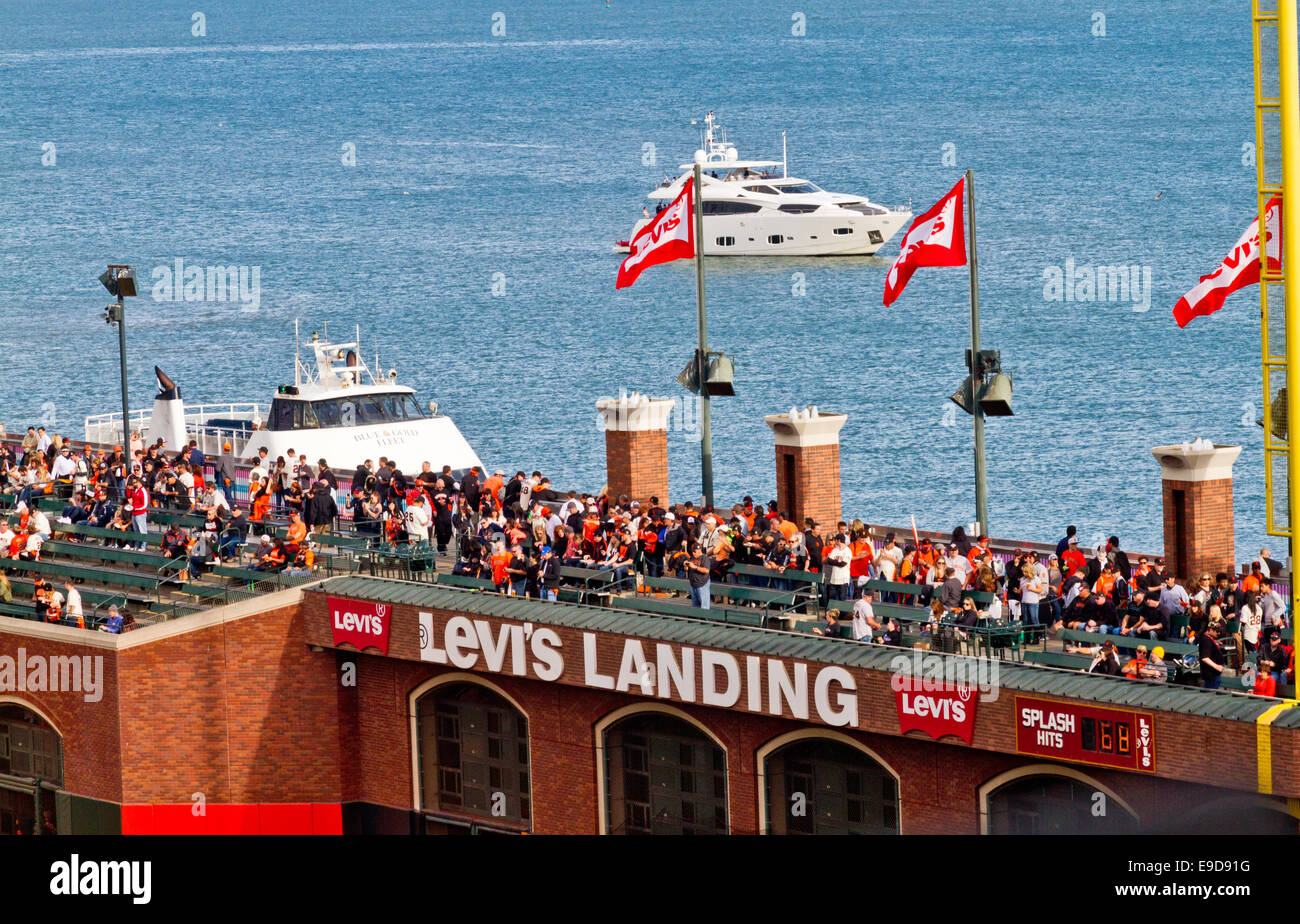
[616,177,696,289]
[1173,197,1282,327]
[883,176,968,307]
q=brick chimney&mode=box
[596,392,674,507]
[764,407,847,529]
[1151,441,1241,581]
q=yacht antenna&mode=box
[294,318,301,387]
[782,131,787,177]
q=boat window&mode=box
[778,182,822,194]
[702,200,762,215]
[715,236,736,247]
[744,185,780,195]
[833,227,854,235]
[297,402,320,429]
[269,398,297,431]
[777,204,820,214]
[315,400,341,428]
[272,394,426,430]
[768,234,784,244]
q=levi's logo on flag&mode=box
[329,595,391,654]
[1172,196,1281,327]
[893,682,977,745]
[883,175,968,306]
[616,177,696,289]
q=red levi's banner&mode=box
[883,176,967,306]
[328,595,392,655]
[1173,196,1281,327]
[893,682,977,745]
[616,177,696,289]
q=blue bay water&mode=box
[0,0,1269,559]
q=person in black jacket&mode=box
[304,483,338,534]
[1107,535,1131,579]
[431,492,454,554]
[539,545,562,601]
[502,472,525,513]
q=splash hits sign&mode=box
[1014,696,1155,773]
[329,596,392,655]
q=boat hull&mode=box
[617,209,912,256]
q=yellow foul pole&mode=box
[1282,0,1300,616]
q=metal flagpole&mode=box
[966,168,989,536]
[1279,0,1300,613]
[693,162,714,508]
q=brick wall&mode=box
[774,442,841,528]
[2,578,1296,834]
[1161,477,1235,580]
[604,427,668,506]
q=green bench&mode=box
[642,575,692,595]
[0,600,41,621]
[58,522,164,547]
[730,562,820,589]
[619,593,768,628]
[713,583,802,613]
[437,573,496,592]
[0,557,168,595]
[560,566,628,601]
[1059,629,1197,658]
[865,579,928,606]
[312,532,372,552]
[7,578,127,611]
[44,540,185,575]
[826,598,929,624]
[1024,650,1092,671]
[148,510,207,529]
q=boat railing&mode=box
[84,403,268,456]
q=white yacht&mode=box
[617,112,912,257]
[84,327,485,477]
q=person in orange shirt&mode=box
[776,514,799,544]
[740,497,757,533]
[490,542,513,593]
[1094,563,1117,599]
[1242,562,1264,595]
[1061,537,1086,576]
[250,479,271,522]
[849,531,874,590]
[256,538,287,572]
[482,470,505,511]
[285,512,308,557]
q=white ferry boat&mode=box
[617,112,913,257]
[84,328,484,476]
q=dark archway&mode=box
[984,772,1137,835]
[0,703,63,836]
[764,736,899,835]
[414,682,530,831]
[603,712,727,835]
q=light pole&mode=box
[99,265,139,448]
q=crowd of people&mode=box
[1,428,1294,696]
